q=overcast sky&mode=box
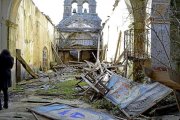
[32,0,115,25]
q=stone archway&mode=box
[0,0,20,51]
[0,0,22,87]
[8,0,22,56]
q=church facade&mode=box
[56,0,102,62]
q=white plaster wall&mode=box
[102,0,131,62]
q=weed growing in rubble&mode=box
[92,99,113,110]
[91,99,125,117]
[35,80,87,99]
[9,85,24,93]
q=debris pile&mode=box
[74,60,179,119]
[15,60,179,120]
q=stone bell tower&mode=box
[56,0,101,63]
[63,0,97,19]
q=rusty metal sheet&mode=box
[29,103,116,120]
[105,75,172,118]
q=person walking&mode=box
[0,49,14,110]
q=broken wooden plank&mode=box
[16,49,21,82]
[144,67,180,112]
[31,111,40,120]
[87,73,109,95]
[51,42,63,65]
[114,31,122,63]
[144,67,180,91]
[149,103,178,115]
[107,64,124,69]
[68,61,85,64]
[81,74,100,93]
[16,52,38,79]
[115,50,125,64]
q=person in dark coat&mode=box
[0,49,14,110]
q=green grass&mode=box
[9,85,24,93]
[35,80,87,99]
[92,99,113,110]
[91,98,121,115]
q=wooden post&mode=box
[114,31,122,63]
[97,32,100,62]
[51,42,63,64]
[16,49,21,83]
[16,52,38,79]
[77,50,81,62]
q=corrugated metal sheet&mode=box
[105,75,172,118]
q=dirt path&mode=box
[0,73,94,120]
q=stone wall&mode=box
[15,0,55,78]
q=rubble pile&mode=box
[73,60,180,119]
[14,60,179,120]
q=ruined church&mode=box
[0,0,180,118]
[56,0,102,63]
[0,0,178,82]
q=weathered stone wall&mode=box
[15,0,55,77]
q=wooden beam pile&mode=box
[75,61,178,118]
[76,60,113,100]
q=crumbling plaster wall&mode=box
[15,0,55,73]
[102,0,171,67]
[102,0,132,62]
[102,0,171,81]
